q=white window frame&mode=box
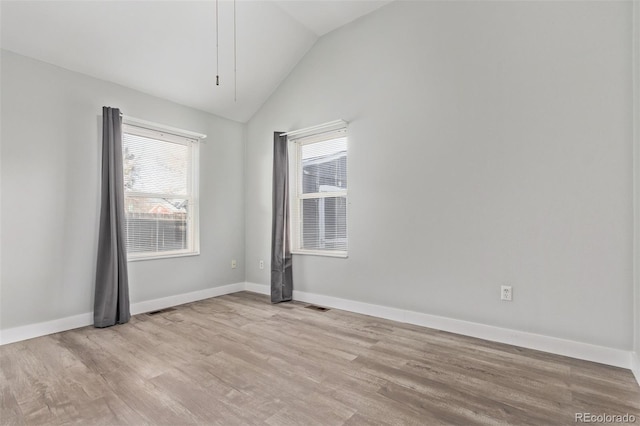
[289,126,348,258]
[122,121,202,261]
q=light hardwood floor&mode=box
[1,291,639,425]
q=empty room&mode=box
[1,0,639,424]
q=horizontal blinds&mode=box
[123,132,191,196]
[300,136,347,194]
[296,130,348,252]
[300,196,347,251]
[124,197,190,254]
[122,126,195,256]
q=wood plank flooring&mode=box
[1,291,638,425]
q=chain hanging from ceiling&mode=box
[215,0,237,102]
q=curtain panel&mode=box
[94,106,131,327]
[271,132,293,303]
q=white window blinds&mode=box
[122,123,199,260]
[291,126,348,256]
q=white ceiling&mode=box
[275,1,392,36]
[0,1,392,122]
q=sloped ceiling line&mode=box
[1,1,392,122]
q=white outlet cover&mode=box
[501,285,512,301]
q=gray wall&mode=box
[246,1,634,350]
[1,50,245,329]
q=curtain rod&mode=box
[122,115,207,141]
[280,119,347,138]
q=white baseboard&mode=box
[244,282,632,370]
[632,352,640,387]
[130,282,245,315]
[0,312,94,347]
[0,282,246,346]
[245,282,270,295]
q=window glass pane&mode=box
[301,137,347,194]
[123,133,190,195]
[124,197,189,253]
[301,196,347,251]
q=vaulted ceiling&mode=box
[0,1,392,122]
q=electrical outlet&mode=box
[231,259,237,269]
[259,260,264,270]
[501,285,512,301]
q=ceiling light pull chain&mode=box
[234,0,237,101]
[216,0,220,86]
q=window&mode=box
[291,127,348,257]
[122,123,200,260]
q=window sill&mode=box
[127,251,200,262]
[291,250,348,259]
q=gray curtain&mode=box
[94,107,131,327]
[271,132,293,303]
